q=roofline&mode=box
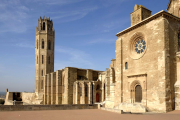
[167,0,172,10]
[116,10,180,37]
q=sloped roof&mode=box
[167,0,172,10]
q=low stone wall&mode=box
[0,104,98,111]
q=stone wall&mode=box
[115,16,169,112]
[0,104,98,111]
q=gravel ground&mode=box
[0,109,180,120]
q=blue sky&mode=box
[0,0,170,92]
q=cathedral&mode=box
[4,0,180,113]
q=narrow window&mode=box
[48,56,50,64]
[125,62,128,69]
[85,84,88,97]
[41,80,43,89]
[80,87,82,96]
[43,22,45,30]
[96,84,100,90]
[37,40,38,49]
[42,55,44,64]
[178,33,180,51]
[37,56,38,64]
[48,41,51,50]
[42,70,43,76]
[42,40,44,49]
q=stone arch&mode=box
[130,80,143,103]
[130,80,142,91]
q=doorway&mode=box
[135,85,142,102]
[96,93,99,102]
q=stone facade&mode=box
[4,0,180,114]
[44,68,104,105]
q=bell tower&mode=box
[167,0,180,18]
[35,16,55,94]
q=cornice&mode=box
[127,73,147,78]
[116,10,180,37]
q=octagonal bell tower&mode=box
[35,16,55,94]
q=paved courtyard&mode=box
[0,109,180,120]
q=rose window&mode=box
[135,39,146,54]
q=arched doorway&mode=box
[135,85,142,102]
[96,93,99,102]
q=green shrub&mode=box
[0,99,5,105]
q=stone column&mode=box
[51,72,56,105]
[44,75,47,105]
[78,83,80,104]
[73,82,78,104]
[88,82,92,104]
[47,74,51,105]
[102,83,104,102]
[81,82,85,104]
[56,70,62,105]
[175,52,180,110]
[93,82,96,104]
[51,73,54,105]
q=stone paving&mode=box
[0,110,180,120]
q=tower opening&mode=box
[48,41,51,50]
[42,40,44,49]
[125,62,128,69]
[43,22,45,30]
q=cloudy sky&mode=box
[0,0,170,92]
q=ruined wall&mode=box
[115,16,169,112]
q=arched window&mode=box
[178,33,180,51]
[43,22,45,30]
[125,62,128,69]
[41,80,43,89]
[85,84,88,97]
[37,56,38,64]
[42,70,43,76]
[42,40,44,49]
[42,55,44,64]
[37,40,38,49]
[48,41,51,50]
[48,56,50,64]
[96,84,100,90]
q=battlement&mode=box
[36,16,54,33]
[38,16,53,22]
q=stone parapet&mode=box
[0,104,98,111]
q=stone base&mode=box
[114,103,146,113]
[175,81,180,110]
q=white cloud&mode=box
[45,0,84,5]
[14,43,34,48]
[0,0,29,33]
[49,6,98,22]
